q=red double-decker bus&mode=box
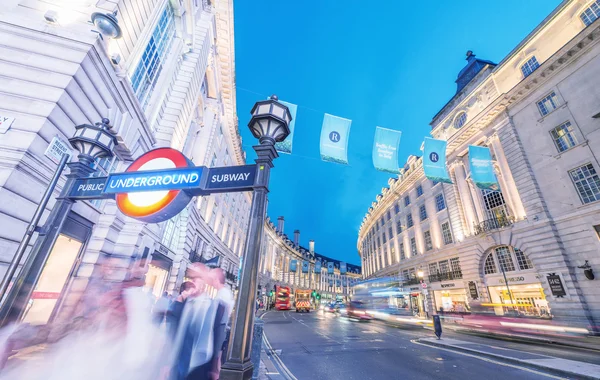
[275,286,291,310]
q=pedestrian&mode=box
[209,268,234,378]
[166,282,196,339]
[171,263,220,380]
[154,291,171,325]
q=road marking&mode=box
[410,339,565,379]
[263,333,298,380]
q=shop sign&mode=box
[157,243,169,256]
[45,136,73,164]
[546,273,566,298]
[409,286,419,291]
[489,272,541,285]
[440,283,456,288]
[468,281,479,300]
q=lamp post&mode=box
[0,119,117,326]
[221,96,291,380]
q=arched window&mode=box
[581,0,600,26]
[483,246,533,275]
[454,112,467,129]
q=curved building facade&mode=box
[358,0,600,330]
[257,216,361,302]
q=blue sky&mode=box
[234,0,560,265]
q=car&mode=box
[346,301,373,321]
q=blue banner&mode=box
[290,259,297,272]
[372,127,401,174]
[315,261,322,273]
[340,262,347,274]
[469,146,499,190]
[327,262,334,274]
[275,101,297,154]
[320,114,351,165]
[302,261,309,273]
[423,138,452,183]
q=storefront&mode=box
[146,252,172,299]
[485,272,550,318]
[21,213,92,325]
[431,282,470,313]
[407,285,426,317]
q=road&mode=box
[260,310,599,380]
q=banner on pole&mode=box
[320,114,351,165]
[327,262,334,274]
[468,145,499,190]
[372,127,401,174]
[423,137,452,183]
[290,260,297,272]
[275,100,297,154]
[302,261,309,273]
[315,261,322,273]
[340,262,347,274]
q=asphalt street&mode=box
[261,310,598,380]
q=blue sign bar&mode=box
[203,165,257,193]
[69,177,113,200]
[103,167,204,194]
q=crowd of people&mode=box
[0,259,235,380]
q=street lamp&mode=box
[221,95,291,380]
[417,269,424,279]
[0,119,117,326]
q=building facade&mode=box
[357,0,600,331]
[257,216,361,303]
[0,0,250,325]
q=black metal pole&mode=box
[0,156,95,327]
[0,153,69,304]
[221,143,277,380]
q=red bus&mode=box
[275,286,291,310]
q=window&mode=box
[537,91,559,116]
[551,121,578,152]
[435,194,446,212]
[581,0,600,26]
[387,210,392,221]
[406,213,414,228]
[429,263,438,276]
[399,242,405,260]
[594,225,600,240]
[396,220,403,234]
[394,204,400,213]
[570,164,600,204]
[211,153,218,167]
[423,230,433,251]
[441,222,453,245]
[218,127,224,144]
[484,254,497,275]
[416,185,423,197]
[482,189,509,220]
[389,227,393,240]
[404,196,410,206]
[377,237,381,248]
[495,246,516,272]
[521,56,540,78]
[130,3,176,109]
[439,260,449,274]
[391,246,396,263]
[431,180,439,187]
[450,258,461,273]
[419,205,428,221]
[382,232,387,244]
[210,202,218,229]
[376,222,380,231]
[454,112,467,129]
[410,237,417,256]
[514,248,533,270]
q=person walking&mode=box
[166,282,196,340]
[154,291,171,325]
[209,268,234,378]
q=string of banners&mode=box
[273,99,500,191]
[288,260,348,274]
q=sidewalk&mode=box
[418,337,600,380]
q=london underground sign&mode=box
[68,148,259,223]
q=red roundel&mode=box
[116,148,193,223]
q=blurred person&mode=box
[171,263,222,380]
[209,268,233,378]
[154,291,171,325]
[166,282,196,339]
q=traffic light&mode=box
[269,290,274,297]
[316,293,321,300]
[311,290,316,297]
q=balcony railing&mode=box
[428,270,463,283]
[225,271,237,283]
[474,215,515,235]
[402,277,421,286]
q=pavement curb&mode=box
[416,338,600,380]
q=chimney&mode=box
[277,216,284,234]
[309,240,314,254]
[294,230,300,246]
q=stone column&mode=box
[488,134,526,220]
[453,162,478,233]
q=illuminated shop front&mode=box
[431,282,470,313]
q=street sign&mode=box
[204,165,257,193]
[421,282,428,289]
[546,273,567,298]
[69,177,112,200]
[45,136,72,164]
[104,167,204,194]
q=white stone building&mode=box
[257,216,361,303]
[357,0,600,331]
[0,0,249,325]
